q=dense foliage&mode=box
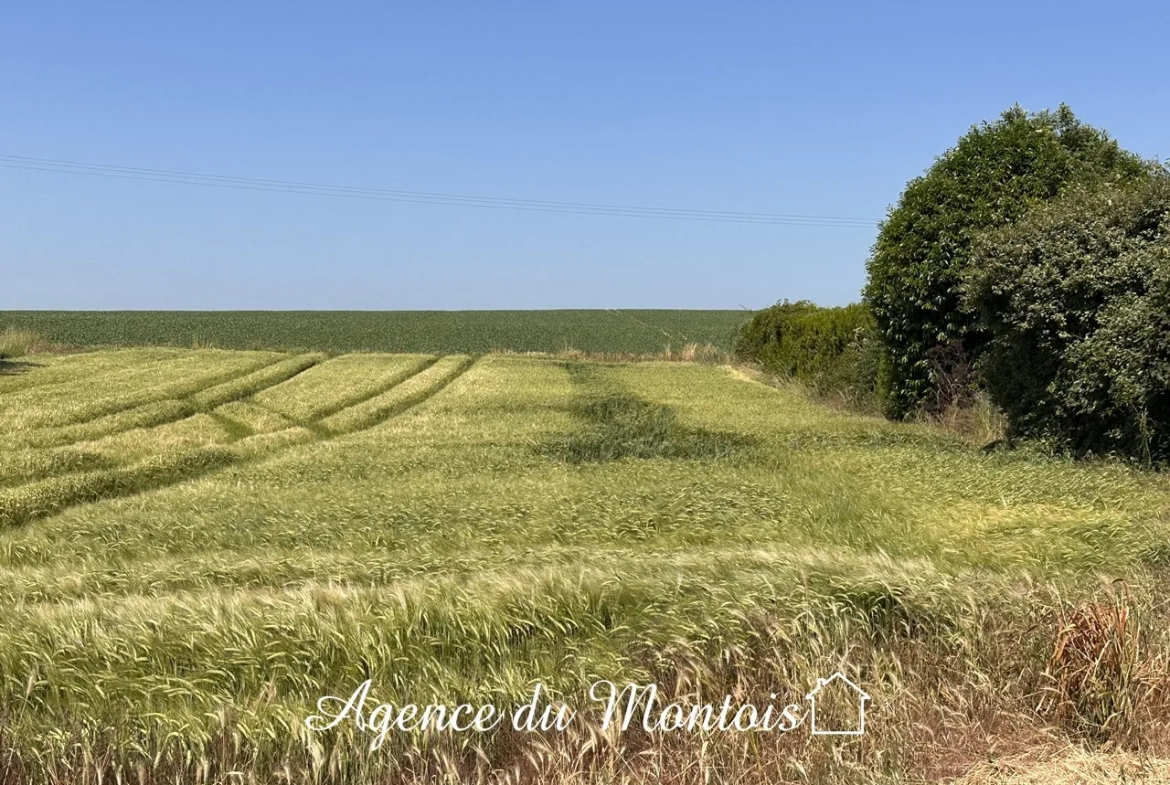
[864,105,1149,419]
[734,300,879,403]
[965,174,1170,465]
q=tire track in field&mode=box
[222,355,443,439]
[0,356,479,528]
[303,355,441,422]
[205,412,255,442]
[0,352,182,396]
[6,354,286,434]
[9,355,281,431]
[0,355,326,488]
[314,354,476,435]
[0,355,193,423]
[7,354,326,451]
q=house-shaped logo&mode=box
[805,672,870,735]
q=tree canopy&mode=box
[864,104,1149,419]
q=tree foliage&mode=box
[864,104,1149,419]
[965,173,1170,464]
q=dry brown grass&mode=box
[921,392,1009,445]
[1038,585,1170,749]
[952,746,1170,784]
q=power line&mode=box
[0,154,881,228]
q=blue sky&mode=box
[2,1,1167,310]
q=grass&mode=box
[0,310,750,354]
[0,350,1169,783]
[0,327,42,359]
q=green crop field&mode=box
[2,349,1170,784]
[0,310,750,355]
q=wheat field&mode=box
[2,349,1170,783]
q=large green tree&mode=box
[863,104,1148,419]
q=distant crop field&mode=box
[0,310,750,354]
[3,349,1170,783]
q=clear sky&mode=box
[2,1,1167,310]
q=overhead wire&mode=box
[0,154,880,228]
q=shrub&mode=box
[964,174,1170,465]
[864,104,1150,420]
[734,300,879,404]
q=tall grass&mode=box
[0,327,42,359]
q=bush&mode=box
[864,104,1150,420]
[734,300,880,405]
[964,174,1170,465]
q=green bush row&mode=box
[733,300,880,407]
